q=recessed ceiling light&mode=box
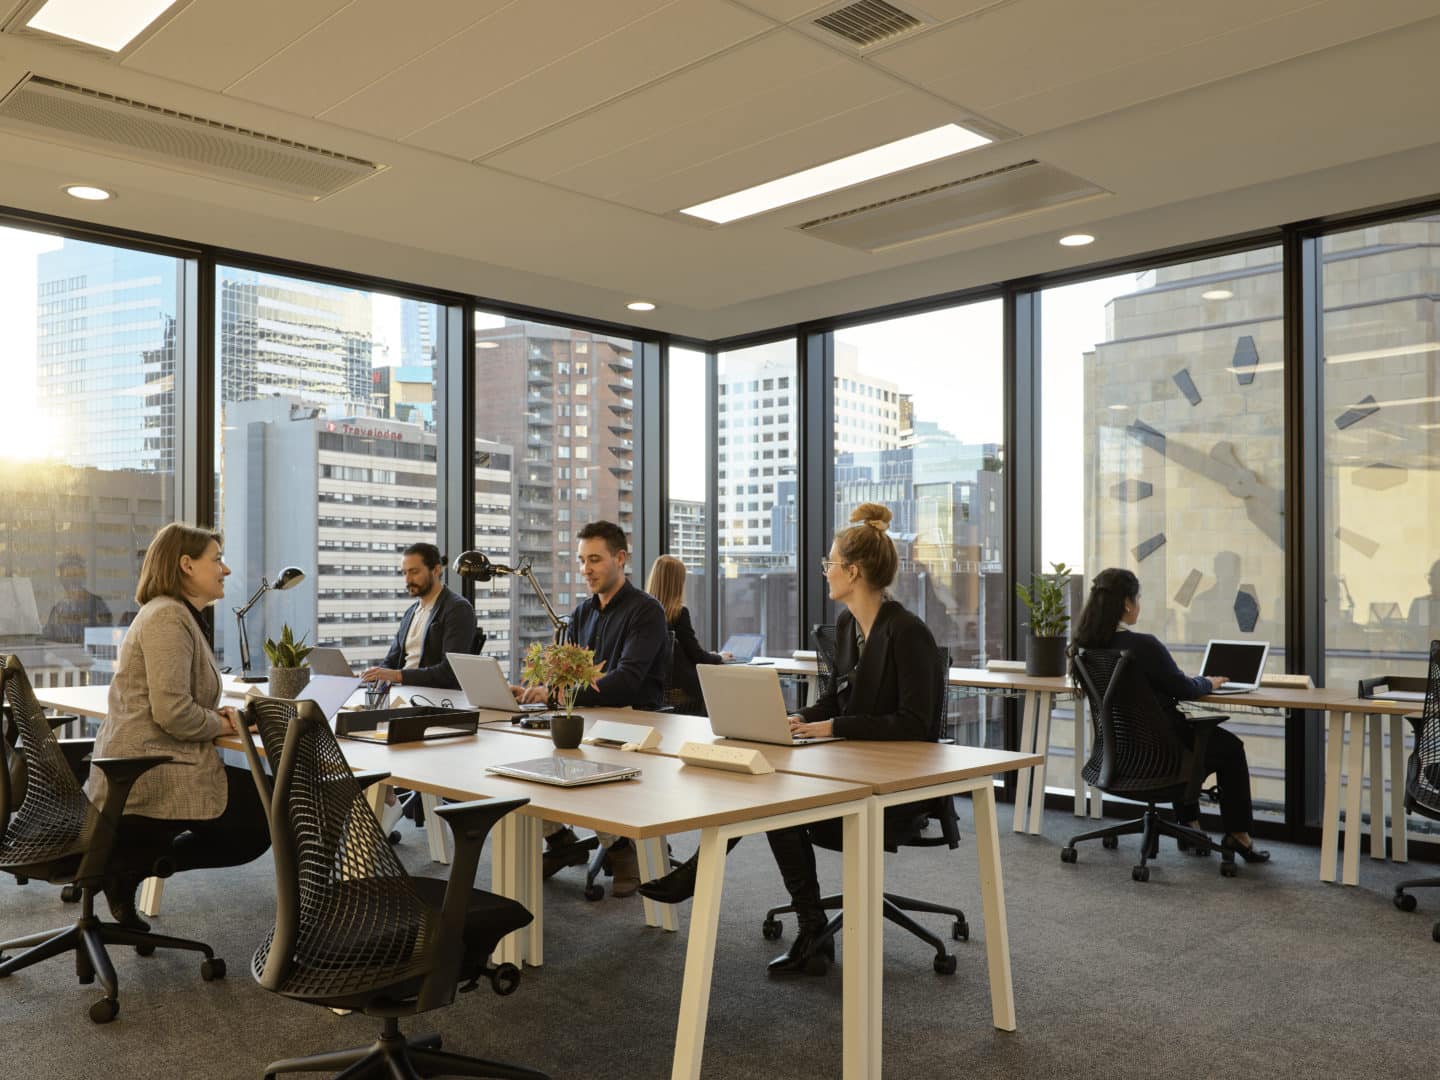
[1201,289,1233,301]
[680,123,992,225]
[27,0,176,52]
[626,302,656,312]
[63,184,114,201]
[1058,233,1094,247]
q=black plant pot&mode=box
[550,713,585,749]
[1025,636,1068,677]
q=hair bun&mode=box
[849,502,892,532]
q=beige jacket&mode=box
[85,596,228,820]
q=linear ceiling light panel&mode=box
[680,123,991,225]
[26,0,178,51]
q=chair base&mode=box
[0,888,219,1022]
[264,1017,549,1080]
[762,893,968,975]
[1060,806,1237,880]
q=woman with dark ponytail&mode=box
[1071,568,1270,863]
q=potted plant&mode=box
[1016,562,1073,677]
[521,641,605,749]
[263,624,313,699]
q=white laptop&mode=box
[448,653,547,713]
[307,647,354,677]
[698,665,843,745]
[720,633,765,664]
[296,675,365,720]
[486,756,641,787]
[1199,640,1271,694]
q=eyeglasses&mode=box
[820,559,846,574]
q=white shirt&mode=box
[401,596,437,669]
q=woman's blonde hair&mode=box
[136,523,223,605]
[834,502,897,590]
[645,553,687,625]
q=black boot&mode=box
[638,852,699,904]
[103,873,150,932]
[767,913,834,978]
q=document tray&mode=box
[336,706,479,744]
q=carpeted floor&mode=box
[1,802,1434,1079]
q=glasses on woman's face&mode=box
[820,559,845,575]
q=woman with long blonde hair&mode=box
[645,554,731,713]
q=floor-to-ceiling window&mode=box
[1040,247,1287,818]
[666,346,712,642]
[0,225,183,688]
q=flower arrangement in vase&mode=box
[520,641,605,748]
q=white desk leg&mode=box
[637,836,678,932]
[1319,711,1343,883]
[1073,693,1087,817]
[492,813,523,968]
[972,783,1016,1031]
[138,876,164,918]
[670,827,727,1080]
[519,815,543,967]
[1013,691,1038,833]
[845,801,881,1080]
[366,781,388,820]
[1391,714,1408,863]
[1342,712,1367,886]
[1027,692,1053,835]
[422,793,451,864]
[1368,713,1385,862]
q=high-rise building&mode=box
[667,498,707,567]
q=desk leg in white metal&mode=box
[1368,712,1386,863]
[1342,711,1367,886]
[1319,712,1344,883]
[973,780,1016,1031]
[1013,691,1038,833]
[421,792,451,863]
[138,876,164,918]
[1390,714,1408,863]
[1072,693,1087,818]
[1026,692,1053,835]
[637,835,677,932]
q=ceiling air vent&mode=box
[796,160,1109,252]
[0,75,383,200]
[813,0,923,49]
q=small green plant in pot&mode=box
[521,641,605,749]
[1016,562,1073,676]
[263,624,313,699]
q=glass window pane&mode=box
[833,301,1006,746]
[216,266,441,675]
[718,342,798,653]
[475,313,635,678]
[668,346,711,640]
[1041,249,1287,818]
[0,226,181,688]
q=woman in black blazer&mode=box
[645,554,731,712]
[1072,567,1269,863]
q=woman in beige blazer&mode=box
[88,523,269,928]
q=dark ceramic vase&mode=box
[1025,637,1067,677]
[550,712,584,749]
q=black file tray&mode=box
[336,706,479,744]
[1357,674,1428,700]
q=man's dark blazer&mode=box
[380,586,476,689]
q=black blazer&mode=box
[1105,628,1211,731]
[668,605,723,706]
[800,600,941,741]
[381,587,476,689]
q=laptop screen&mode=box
[720,633,764,662]
[1199,641,1268,686]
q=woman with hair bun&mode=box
[1071,567,1268,863]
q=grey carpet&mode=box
[0,803,1434,1079]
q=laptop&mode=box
[307,647,355,677]
[448,653,547,713]
[719,633,765,664]
[1198,640,1271,694]
[296,674,365,720]
[486,756,641,787]
[698,665,843,745]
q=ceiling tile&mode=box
[409,0,773,161]
[226,0,510,117]
[316,0,672,141]
[122,0,352,91]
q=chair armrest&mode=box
[1405,713,1426,736]
[46,712,81,732]
[352,770,391,791]
[1183,712,1229,726]
[77,754,173,879]
[57,738,94,783]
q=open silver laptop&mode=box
[486,756,640,787]
[698,665,843,745]
[307,647,355,677]
[719,633,765,664]
[296,675,365,720]
[448,653,546,713]
[1199,640,1270,694]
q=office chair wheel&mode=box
[200,957,226,981]
[583,883,605,902]
[1395,891,1418,912]
[134,943,155,957]
[14,875,27,885]
[1059,847,1078,864]
[388,830,403,845]
[1219,861,1238,878]
[952,919,969,942]
[89,996,119,1024]
[1101,835,1119,850]
[490,963,521,996]
[60,883,81,902]
[1432,922,1440,944]
[933,954,957,975]
[1131,866,1149,882]
[761,917,784,940]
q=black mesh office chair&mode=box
[0,654,222,1023]
[761,646,971,975]
[812,623,838,704]
[239,695,546,1080]
[1392,639,1440,939]
[1060,647,1235,881]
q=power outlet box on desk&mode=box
[678,740,774,775]
[584,719,661,751]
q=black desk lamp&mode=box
[233,566,305,682]
[453,551,567,644]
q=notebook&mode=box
[1199,640,1270,694]
[720,633,765,663]
[486,756,641,787]
[698,665,843,745]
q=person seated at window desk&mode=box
[646,553,731,714]
[640,503,943,981]
[361,542,476,691]
[510,520,670,896]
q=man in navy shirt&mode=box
[513,520,670,894]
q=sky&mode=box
[0,226,63,460]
